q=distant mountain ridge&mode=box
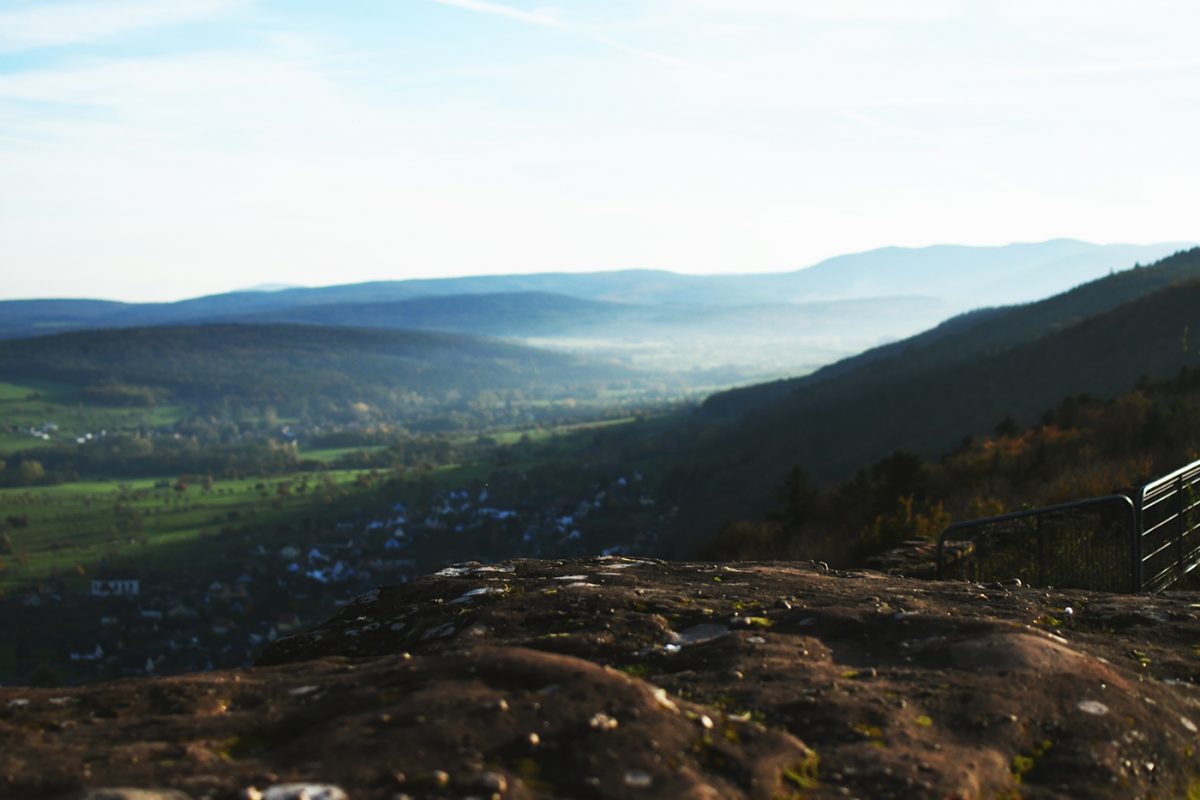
[0,239,1187,341]
[704,245,1200,418]
[0,240,1187,384]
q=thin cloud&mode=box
[971,57,1200,80]
[0,0,247,53]
[680,0,962,22]
[429,0,725,78]
[429,0,565,29]
[585,33,727,78]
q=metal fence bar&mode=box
[935,458,1200,593]
[1137,459,1200,593]
[936,495,1136,588]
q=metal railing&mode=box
[936,457,1200,593]
[936,495,1137,592]
[1137,460,1200,592]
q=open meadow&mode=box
[0,469,383,593]
[0,379,186,454]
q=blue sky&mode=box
[2,0,1198,301]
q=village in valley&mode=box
[2,467,665,686]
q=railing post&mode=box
[1036,515,1045,587]
[1178,476,1187,581]
[1133,490,1144,593]
[936,534,944,581]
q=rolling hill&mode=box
[0,240,1186,338]
[705,246,1200,418]
[2,240,1184,386]
[0,299,132,340]
[0,324,655,424]
[664,247,1200,553]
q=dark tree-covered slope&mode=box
[0,324,646,415]
[666,250,1200,552]
[705,246,1200,418]
[0,299,132,339]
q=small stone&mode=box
[262,786,348,800]
[590,712,619,730]
[79,791,193,800]
[651,687,678,712]
[1182,716,1198,733]
[1077,700,1109,716]
[479,772,508,793]
[431,771,450,789]
[624,770,653,789]
[528,732,541,747]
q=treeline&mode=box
[0,438,308,486]
[0,324,665,427]
[703,367,1200,564]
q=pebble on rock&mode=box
[479,772,508,793]
[261,785,348,800]
[79,790,194,800]
[1077,700,1109,716]
[590,712,619,730]
[624,770,654,789]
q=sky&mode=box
[1,0,1199,302]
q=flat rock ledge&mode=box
[4,557,1200,799]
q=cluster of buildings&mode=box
[5,470,666,685]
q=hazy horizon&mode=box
[0,236,1193,304]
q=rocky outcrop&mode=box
[4,557,1200,799]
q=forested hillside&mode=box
[0,324,658,427]
[705,246,1200,417]
[662,248,1200,553]
[702,367,1200,565]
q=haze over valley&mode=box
[2,239,1199,686]
[2,239,1185,381]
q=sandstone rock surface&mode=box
[4,557,1200,799]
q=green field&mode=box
[0,379,186,454]
[486,416,639,446]
[301,445,388,463]
[0,469,386,592]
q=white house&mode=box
[91,571,140,597]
